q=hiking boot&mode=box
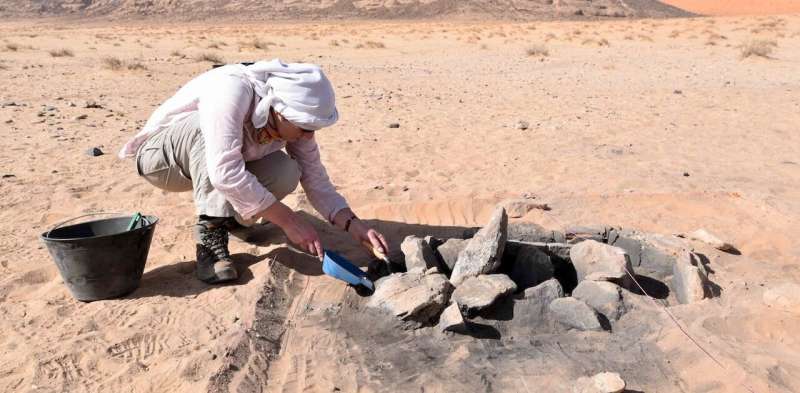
[194,216,239,284]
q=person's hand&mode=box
[351,222,389,258]
[258,202,324,260]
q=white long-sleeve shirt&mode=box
[124,72,349,222]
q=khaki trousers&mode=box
[135,112,300,219]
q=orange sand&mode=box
[662,0,800,15]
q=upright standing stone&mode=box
[672,251,709,304]
[569,240,634,289]
[401,235,439,272]
[450,207,508,286]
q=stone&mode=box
[509,245,554,290]
[569,240,634,289]
[573,372,626,393]
[73,114,88,120]
[593,372,626,392]
[85,147,104,157]
[367,269,454,325]
[400,235,439,272]
[572,280,627,320]
[549,297,604,331]
[500,198,549,218]
[450,207,508,286]
[763,283,800,309]
[672,252,709,304]
[435,238,467,273]
[687,228,737,253]
[436,302,466,333]
[515,120,529,130]
[452,274,516,317]
[387,122,400,128]
[609,231,687,280]
[84,100,103,109]
[507,222,553,242]
[511,279,563,326]
[565,225,612,243]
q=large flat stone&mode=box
[400,235,439,272]
[453,274,517,317]
[549,297,604,331]
[367,269,454,325]
[672,252,709,304]
[572,280,627,321]
[569,240,634,289]
[450,207,508,286]
[687,228,737,253]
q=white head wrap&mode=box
[245,59,339,131]
[118,59,337,159]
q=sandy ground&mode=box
[662,0,800,16]
[1,13,800,393]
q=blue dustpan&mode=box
[322,250,374,291]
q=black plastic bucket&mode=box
[40,214,158,302]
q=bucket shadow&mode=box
[128,252,266,299]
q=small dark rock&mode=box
[388,123,400,128]
[2,174,15,179]
[84,100,103,109]
[683,172,690,177]
[86,147,104,157]
[674,89,683,94]
[74,114,88,120]
[516,120,529,130]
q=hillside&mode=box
[0,0,692,20]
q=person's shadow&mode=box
[128,211,470,299]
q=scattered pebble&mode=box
[74,114,88,120]
[2,174,15,179]
[387,122,400,128]
[84,100,103,109]
[683,172,690,177]
[516,120,529,130]
[673,89,683,94]
[86,147,104,157]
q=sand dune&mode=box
[661,0,800,15]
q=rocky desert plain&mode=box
[1,1,800,392]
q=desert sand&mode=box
[1,8,800,393]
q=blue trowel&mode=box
[322,250,375,291]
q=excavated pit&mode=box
[212,205,726,392]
